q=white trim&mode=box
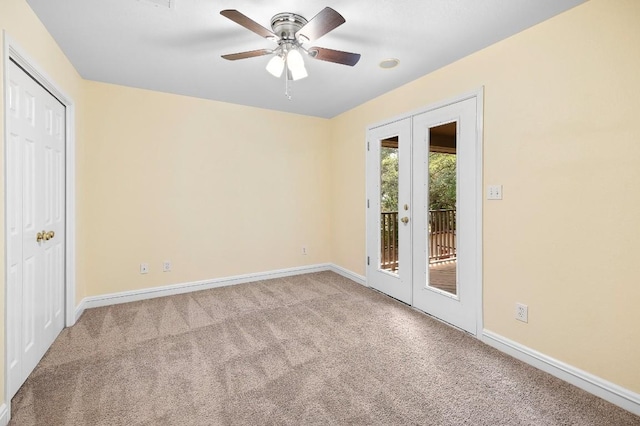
[474,87,484,337]
[79,264,331,310]
[74,298,86,323]
[482,330,640,416]
[329,264,367,286]
[364,137,370,288]
[0,403,7,426]
[74,263,366,316]
[64,108,76,328]
[366,88,485,132]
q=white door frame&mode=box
[3,32,77,400]
[364,89,484,337]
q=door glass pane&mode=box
[380,136,399,275]
[428,123,457,295]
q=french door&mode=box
[366,95,481,334]
[411,97,479,333]
[366,118,412,304]
[6,60,66,398]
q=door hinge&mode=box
[367,256,370,265]
[367,199,370,208]
[367,141,370,151]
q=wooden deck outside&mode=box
[429,261,457,295]
[380,209,457,294]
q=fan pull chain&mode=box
[284,59,292,100]
[285,74,291,100]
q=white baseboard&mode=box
[0,403,8,426]
[74,301,85,323]
[76,263,339,313]
[482,330,640,416]
[328,264,367,286]
[75,263,367,317]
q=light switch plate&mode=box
[487,185,503,200]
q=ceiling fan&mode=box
[220,7,361,84]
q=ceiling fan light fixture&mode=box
[286,49,308,80]
[266,55,285,78]
[220,7,359,96]
[290,65,308,81]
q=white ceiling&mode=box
[26,0,585,118]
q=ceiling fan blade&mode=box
[308,47,361,66]
[220,9,277,40]
[296,7,345,43]
[221,49,273,61]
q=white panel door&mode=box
[366,118,412,304]
[412,97,479,334]
[6,60,66,399]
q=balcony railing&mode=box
[380,211,399,272]
[380,209,456,272]
[428,209,456,263]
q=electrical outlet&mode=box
[302,246,308,255]
[162,261,171,272]
[516,303,528,323]
[140,263,149,274]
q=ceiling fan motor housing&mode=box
[270,13,308,42]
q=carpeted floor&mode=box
[9,271,640,425]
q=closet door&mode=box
[6,60,66,398]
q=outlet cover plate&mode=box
[516,303,528,322]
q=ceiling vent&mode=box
[138,0,174,9]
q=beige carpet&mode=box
[10,272,640,425]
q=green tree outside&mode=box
[428,152,456,210]
[379,150,456,211]
[380,147,398,212]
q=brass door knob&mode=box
[401,217,409,224]
[36,230,55,242]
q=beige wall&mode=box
[330,0,640,393]
[82,81,331,296]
